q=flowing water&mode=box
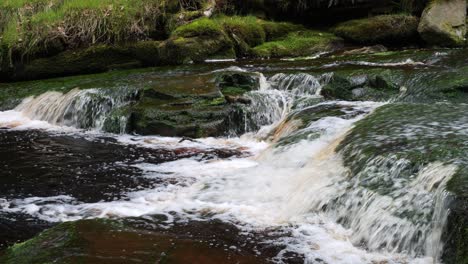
[0,50,466,263]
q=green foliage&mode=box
[333,14,420,45]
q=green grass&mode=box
[0,0,169,65]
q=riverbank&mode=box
[1,0,466,81]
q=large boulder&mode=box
[418,0,467,47]
[159,18,235,64]
[333,14,420,45]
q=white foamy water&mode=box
[0,70,454,263]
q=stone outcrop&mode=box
[418,0,467,47]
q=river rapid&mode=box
[0,49,467,264]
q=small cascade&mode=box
[14,87,138,131]
[0,64,463,264]
[241,72,331,135]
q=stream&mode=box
[0,49,467,264]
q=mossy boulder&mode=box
[4,45,141,82]
[258,20,304,41]
[321,74,355,100]
[321,71,401,101]
[418,0,467,47]
[252,30,343,58]
[128,71,255,137]
[1,42,165,82]
[160,18,235,64]
[333,14,420,45]
[216,71,260,96]
[337,103,468,263]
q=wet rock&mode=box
[4,45,142,82]
[225,95,252,104]
[321,74,354,100]
[418,0,467,47]
[0,218,275,264]
[130,75,229,137]
[333,14,420,46]
[216,72,260,96]
[337,103,468,263]
[321,70,401,101]
[342,45,388,55]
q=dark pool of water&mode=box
[0,130,244,249]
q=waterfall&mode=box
[0,68,459,263]
[241,72,331,136]
[14,87,138,132]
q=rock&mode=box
[4,45,142,82]
[216,72,260,96]
[252,30,344,58]
[130,73,230,137]
[321,70,401,101]
[320,74,355,100]
[160,17,235,64]
[225,95,252,104]
[418,0,467,47]
[337,103,468,264]
[333,14,420,45]
[0,218,274,264]
[231,0,396,25]
[1,42,165,82]
[342,45,388,55]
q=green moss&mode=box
[0,221,79,264]
[173,17,224,38]
[252,30,342,58]
[333,14,419,45]
[258,20,304,41]
[218,15,266,47]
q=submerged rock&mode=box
[0,218,277,264]
[418,0,467,47]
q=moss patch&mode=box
[252,30,342,58]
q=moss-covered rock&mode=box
[337,103,468,264]
[129,71,257,137]
[252,30,343,58]
[5,45,142,82]
[418,0,467,47]
[160,18,235,64]
[216,71,260,96]
[258,20,304,41]
[333,14,420,45]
